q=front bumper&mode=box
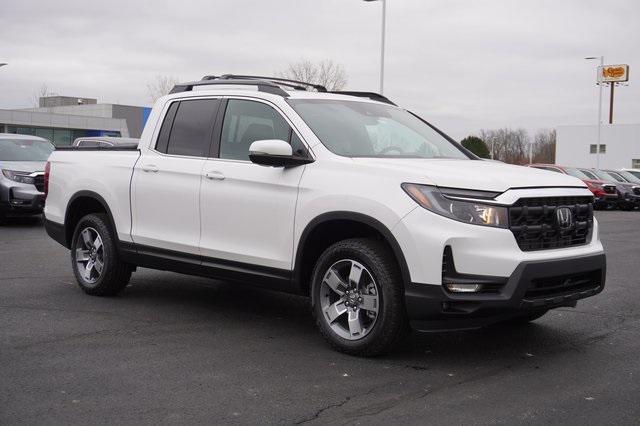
[405,252,606,331]
[0,182,45,216]
[594,194,618,209]
[616,193,640,209]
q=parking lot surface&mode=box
[1,212,639,424]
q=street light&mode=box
[585,56,604,169]
[364,0,386,94]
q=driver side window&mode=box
[220,100,299,161]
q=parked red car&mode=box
[528,164,618,209]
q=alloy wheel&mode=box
[75,227,104,284]
[319,259,380,340]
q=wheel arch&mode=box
[63,191,118,248]
[294,211,411,296]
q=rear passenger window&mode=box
[155,102,179,153]
[219,100,292,161]
[156,99,219,157]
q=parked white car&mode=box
[43,75,606,355]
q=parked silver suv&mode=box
[0,134,54,224]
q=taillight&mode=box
[44,161,51,198]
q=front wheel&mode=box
[71,213,132,296]
[311,238,407,356]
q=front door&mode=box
[199,98,309,271]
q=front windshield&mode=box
[288,99,471,159]
[604,171,628,183]
[0,138,54,161]
[591,170,617,183]
[564,167,591,180]
[580,169,599,180]
[617,170,640,183]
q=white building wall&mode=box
[556,124,640,169]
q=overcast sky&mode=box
[1,0,638,139]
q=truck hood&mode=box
[0,161,47,174]
[351,158,586,193]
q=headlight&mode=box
[2,170,35,184]
[402,183,508,228]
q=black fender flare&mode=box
[63,190,119,247]
[294,211,411,292]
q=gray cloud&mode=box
[1,0,638,139]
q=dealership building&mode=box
[556,123,640,170]
[0,96,151,145]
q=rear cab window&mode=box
[155,99,220,157]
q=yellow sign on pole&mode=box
[597,64,629,83]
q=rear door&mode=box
[131,98,220,254]
[199,98,310,271]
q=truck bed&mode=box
[44,148,141,243]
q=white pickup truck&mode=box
[44,75,606,356]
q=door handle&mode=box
[141,164,159,173]
[204,170,225,180]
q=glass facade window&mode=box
[589,144,597,154]
[5,125,120,146]
[599,144,606,153]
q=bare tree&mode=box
[532,129,556,164]
[147,75,180,103]
[278,59,347,91]
[31,83,51,107]
[480,128,529,164]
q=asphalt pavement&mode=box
[1,212,639,424]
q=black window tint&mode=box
[166,99,218,157]
[290,132,308,157]
[155,102,179,153]
[220,100,291,161]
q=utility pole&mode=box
[364,0,386,94]
[585,56,604,168]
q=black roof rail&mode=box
[169,77,290,97]
[329,91,396,106]
[169,75,396,105]
[210,74,328,92]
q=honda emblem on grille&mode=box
[556,207,573,229]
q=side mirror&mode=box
[248,139,313,167]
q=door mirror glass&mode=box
[249,139,312,167]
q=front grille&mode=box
[525,270,602,300]
[33,174,45,192]
[509,196,593,251]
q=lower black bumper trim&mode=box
[405,252,606,332]
[45,219,68,248]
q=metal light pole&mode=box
[364,0,386,94]
[585,56,604,169]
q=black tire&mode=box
[71,213,132,296]
[0,212,6,226]
[311,238,407,356]
[502,309,549,325]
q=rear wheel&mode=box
[311,238,407,356]
[71,213,132,296]
[0,212,6,225]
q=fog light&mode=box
[445,283,482,293]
